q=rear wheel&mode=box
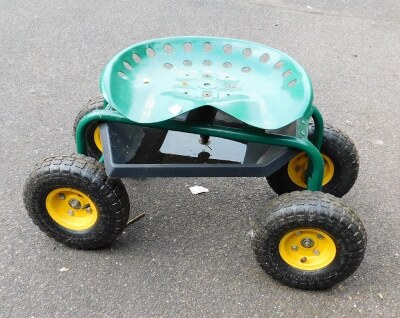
[251,191,366,290]
[23,154,130,249]
[267,123,359,197]
[73,95,105,160]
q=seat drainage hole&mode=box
[259,53,270,63]
[242,48,252,57]
[164,63,174,69]
[132,53,141,63]
[288,79,297,87]
[223,44,233,54]
[241,66,252,73]
[223,62,232,68]
[164,43,174,54]
[282,70,292,78]
[123,61,132,71]
[203,42,213,52]
[183,60,192,66]
[183,42,192,52]
[203,60,212,66]
[274,61,284,70]
[118,72,128,80]
[146,47,156,57]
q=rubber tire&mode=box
[73,95,105,160]
[23,154,130,249]
[251,191,366,290]
[266,123,359,197]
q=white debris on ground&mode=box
[189,185,209,195]
[59,267,70,272]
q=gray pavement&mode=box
[1,0,400,317]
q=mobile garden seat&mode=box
[24,36,366,290]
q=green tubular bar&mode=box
[75,109,324,191]
[310,106,324,150]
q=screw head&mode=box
[313,249,320,256]
[300,257,307,263]
[316,234,324,240]
[291,245,298,251]
[296,231,302,236]
[58,193,66,200]
[67,210,74,216]
[86,207,92,214]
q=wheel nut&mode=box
[313,249,320,256]
[300,257,307,263]
[67,210,74,216]
[301,238,315,248]
[58,193,66,200]
[291,245,298,251]
[69,199,81,209]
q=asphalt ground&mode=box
[1,0,400,317]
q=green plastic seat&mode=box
[100,36,313,130]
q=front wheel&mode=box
[23,154,130,249]
[251,191,366,290]
[266,123,359,197]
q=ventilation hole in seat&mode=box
[163,43,174,54]
[259,53,270,63]
[288,79,297,87]
[223,62,232,68]
[183,60,192,66]
[164,63,174,69]
[132,53,141,63]
[242,48,252,57]
[274,61,284,70]
[123,61,132,71]
[118,72,128,80]
[223,44,233,54]
[203,42,213,52]
[146,47,156,57]
[282,70,292,78]
[203,60,212,66]
[241,67,252,73]
[183,42,192,52]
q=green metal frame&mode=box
[75,106,325,191]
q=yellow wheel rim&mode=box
[46,188,98,231]
[287,152,334,188]
[93,126,103,152]
[279,228,336,271]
